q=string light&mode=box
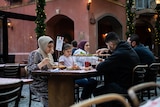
[126,0,135,37]
[35,0,46,39]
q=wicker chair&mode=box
[70,93,131,107]
[128,82,160,107]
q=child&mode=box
[59,43,97,100]
[59,43,79,69]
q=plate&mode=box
[52,65,66,69]
[66,66,81,70]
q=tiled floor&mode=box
[9,85,43,107]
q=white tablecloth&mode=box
[140,97,160,107]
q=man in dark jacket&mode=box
[94,32,140,106]
[129,34,155,65]
[129,34,156,83]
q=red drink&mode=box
[85,61,91,67]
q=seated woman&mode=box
[73,40,98,100]
[26,36,55,107]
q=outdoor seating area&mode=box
[1,0,160,107]
[0,60,160,107]
[3,75,159,107]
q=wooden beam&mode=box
[0,10,36,21]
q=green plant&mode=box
[35,0,46,39]
[126,0,135,37]
[155,4,160,45]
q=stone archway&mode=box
[97,15,122,48]
[135,18,155,50]
[46,15,74,60]
[46,15,74,43]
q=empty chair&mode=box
[70,93,131,107]
[145,63,160,83]
[128,82,160,107]
[132,64,148,85]
[3,63,20,78]
[0,80,23,107]
[144,63,160,98]
[129,64,148,101]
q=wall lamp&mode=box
[87,0,92,11]
[156,0,160,4]
[7,19,13,30]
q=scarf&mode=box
[37,36,54,68]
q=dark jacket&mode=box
[96,41,140,89]
[134,44,155,65]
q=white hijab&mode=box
[37,36,54,67]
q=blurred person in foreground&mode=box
[94,32,140,107]
[26,36,55,107]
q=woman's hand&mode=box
[38,58,50,69]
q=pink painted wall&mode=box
[0,0,126,62]
[89,0,126,53]
[45,0,90,41]
[2,3,37,63]
[45,0,126,53]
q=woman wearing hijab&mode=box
[73,40,100,67]
[26,36,55,107]
[73,40,98,100]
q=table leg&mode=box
[48,76,74,107]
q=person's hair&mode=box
[62,43,72,51]
[130,34,140,45]
[78,40,87,50]
[104,32,120,44]
[71,40,77,47]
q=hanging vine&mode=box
[35,0,46,39]
[126,0,135,37]
[155,4,160,45]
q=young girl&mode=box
[59,43,78,69]
[59,43,97,100]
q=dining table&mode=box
[0,77,33,107]
[140,97,160,107]
[32,68,98,107]
[0,78,33,88]
[0,77,22,89]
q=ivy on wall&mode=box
[126,0,135,37]
[155,4,160,45]
[35,0,46,39]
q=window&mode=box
[5,0,22,5]
[136,0,154,10]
